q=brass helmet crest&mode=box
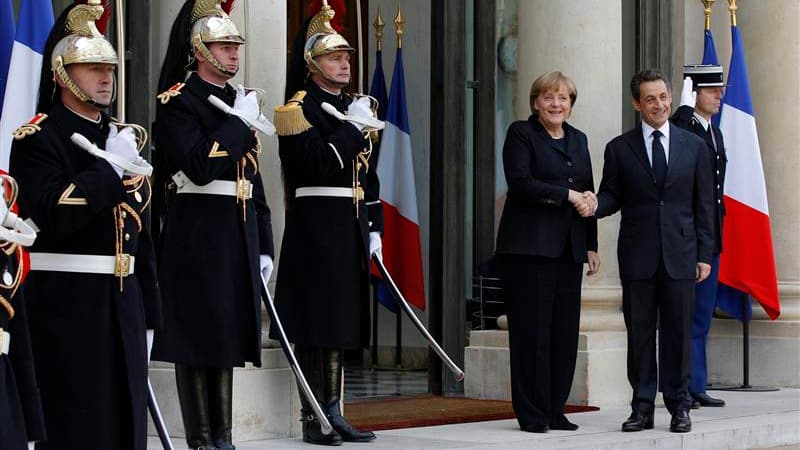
[51,0,118,107]
[189,0,244,77]
[304,0,353,66]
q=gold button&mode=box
[121,211,127,219]
[124,233,131,241]
[134,191,142,203]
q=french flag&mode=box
[1,0,14,118]
[375,46,426,311]
[0,0,53,171]
[716,24,780,320]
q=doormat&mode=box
[344,395,599,431]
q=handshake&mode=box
[568,190,597,218]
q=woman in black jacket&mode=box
[495,71,599,433]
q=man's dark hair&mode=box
[630,69,671,100]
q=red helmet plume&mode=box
[221,0,235,15]
[307,0,346,32]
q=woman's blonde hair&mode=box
[529,71,578,113]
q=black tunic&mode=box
[272,81,383,350]
[9,102,162,450]
[151,73,274,368]
[0,250,46,449]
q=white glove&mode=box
[105,124,139,178]
[680,76,696,108]
[28,443,35,450]
[369,232,382,258]
[321,98,385,133]
[259,254,274,281]
[0,182,8,227]
[146,329,154,363]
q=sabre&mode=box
[259,274,334,435]
[372,254,465,381]
[147,378,174,450]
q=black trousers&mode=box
[622,261,694,415]
[499,254,582,429]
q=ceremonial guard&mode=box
[8,2,161,449]
[0,175,45,449]
[151,1,274,449]
[273,1,384,445]
[671,65,728,408]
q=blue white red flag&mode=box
[375,47,425,311]
[0,0,53,170]
[0,0,15,118]
[716,24,779,320]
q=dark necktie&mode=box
[651,130,667,190]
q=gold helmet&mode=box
[51,0,117,106]
[303,0,353,65]
[190,0,244,77]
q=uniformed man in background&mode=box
[150,0,275,449]
[9,1,161,448]
[671,64,728,409]
[272,0,384,445]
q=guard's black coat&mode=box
[670,105,726,253]
[9,102,162,450]
[0,251,46,449]
[152,73,274,368]
[272,81,383,350]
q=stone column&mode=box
[466,1,633,407]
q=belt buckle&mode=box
[237,179,252,200]
[114,253,132,277]
[356,186,365,201]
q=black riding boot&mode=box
[208,367,235,450]
[176,364,217,450]
[323,350,376,442]
[296,345,343,446]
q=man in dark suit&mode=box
[671,65,728,408]
[587,69,714,433]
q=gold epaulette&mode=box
[12,113,48,140]
[157,82,185,105]
[274,91,313,136]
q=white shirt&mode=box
[641,121,670,167]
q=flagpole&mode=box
[706,0,777,394]
[392,4,406,370]
[370,6,384,371]
[701,0,714,30]
[115,0,126,121]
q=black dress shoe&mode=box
[550,415,579,431]
[621,411,654,432]
[670,410,692,433]
[520,423,549,433]
[692,392,725,407]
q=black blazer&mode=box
[671,105,726,253]
[596,123,714,280]
[496,115,598,263]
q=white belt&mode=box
[29,252,135,277]
[0,328,11,355]
[295,187,361,199]
[172,171,253,199]
[0,330,9,355]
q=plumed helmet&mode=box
[304,0,353,64]
[50,0,117,106]
[188,0,244,77]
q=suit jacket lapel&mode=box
[626,127,654,181]
[666,124,683,182]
